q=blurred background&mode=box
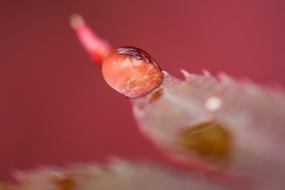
[0,0,284,180]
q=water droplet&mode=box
[102,47,164,98]
[205,96,222,111]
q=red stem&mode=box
[70,14,112,64]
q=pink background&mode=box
[0,0,284,179]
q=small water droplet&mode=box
[205,97,222,111]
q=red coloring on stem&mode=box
[70,14,112,64]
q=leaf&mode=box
[2,159,229,190]
[132,71,285,189]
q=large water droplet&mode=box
[102,47,164,98]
